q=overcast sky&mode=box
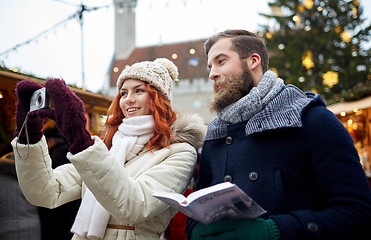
[0,0,370,92]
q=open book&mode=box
[152,182,266,225]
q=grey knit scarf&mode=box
[205,70,284,140]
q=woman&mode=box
[12,58,206,240]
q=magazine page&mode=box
[152,191,196,218]
[152,182,266,225]
[185,182,236,203]
[186,183,266,224]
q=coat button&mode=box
[225,136,233,144]
[307,222,319,232]
[249,172,258,181]
[224,175,233,182]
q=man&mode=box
[186,29,371,240]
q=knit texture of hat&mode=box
[116,58,178,103]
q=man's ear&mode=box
[249,53,261,70]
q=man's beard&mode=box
[209,64,254,113]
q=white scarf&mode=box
[71,115,155,239]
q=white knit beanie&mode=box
[116,58,178,103]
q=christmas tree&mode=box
[258,0,371,104]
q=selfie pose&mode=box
[12,58,206,240]
[186,30,371,240]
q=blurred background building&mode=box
[105,0,215,123]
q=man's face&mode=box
[207,38,254,112]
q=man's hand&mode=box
[191,218,280,240]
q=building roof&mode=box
[110,39,209,87]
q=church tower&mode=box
[113,0,137,59]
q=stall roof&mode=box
[0,70,112,115]
[327,96,371,115]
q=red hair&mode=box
[101,83,176,151]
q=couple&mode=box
[12,29,371,240]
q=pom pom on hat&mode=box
[117,58,178,103]
[154,58,178,81]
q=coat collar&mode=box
[170,113,207,149]
[245,84,322,135]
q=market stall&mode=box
[0,70,112,156]
[328,96,371,177]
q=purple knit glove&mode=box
[44,78,94,154]
[14,80,47,144]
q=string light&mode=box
[0,4,111,58]
[340,30,352,42]
[0,13,75,57]
[302,51,315,70]
[322,71,339,88]
[335,25,342,34]
[352,6,358,18]
[304,0,314,9]
[297,4,305,13]
[1,0,203,59]
[292,15,301,25]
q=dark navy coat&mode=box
[187,86,371,239]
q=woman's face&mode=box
[119,79,151,118]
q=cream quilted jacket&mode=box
[12,113,206,240]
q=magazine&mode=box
[152,182,266,225]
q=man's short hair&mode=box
[204,29,269,72]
